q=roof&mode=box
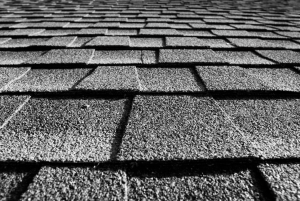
[0,0,300,200]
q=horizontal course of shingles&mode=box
[0,0,300,199]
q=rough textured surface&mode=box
[4,68,91,92]
[130,37,163,47]
[129,170,261,200]
[0,98,126,162]
[137,67,204,92]
[256,50,300,64]
[0,38,48,48]
[27,49,94,64]
[118,95,252,161]
[0,51,45,65]
[89,50,142,64]
[159,49,224,64]
[0,67,30,90]
[86,36,129,47]
[21,167,126,200]
[228,38,300,49]
[216,99,300,158]
[76,66,140,91]
[258,163,300,200]
[216,51,275,65]
[166,37,233,48]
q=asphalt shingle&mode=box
[129,170,261,200]
[76,28,107,35]
[140,28,180,35]
[0,51,44,65]
[0,67,30,90]
[89,50,142,64]
[216,99,300,158]
[86,36,129,47]
[276,31,300,38]
[216,51,274,65]
[76,66,140,91]
[107,29,138,35]
[137,67,204,92]
[258,163,300,200]
[40,36,77,47]
[166,37,233,48]
[0,38,48,48]
[130,37,163,48]
[4,68,91,92]
[0,97,126,161]
[159,49,224,64]
[4,28,44,36]
[26,49,94,64]
[228,38,300,49]
[178,30,214,36]
[21,167,126,200]
[68,37,93,47]
[118,95,252,161]
[256,50,300,64]
[142,50,157,64]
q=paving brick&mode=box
[142,50,157,64]
[21,167,126,200]
[216,99,300,158]
[76,28,107,35]
[0,97,126,162]
[130,37,163,47]
[140,28,180,35]
[89,50,142,64]
[159,49,224,64]
[258,163,300,200]
[76,66,139,91]
[228,38,300,49]
[4,68,91,92]
[256,50,300,64]
[86,36,129,47]
[216,51,274,65]
[0,51,44,65]
[107,29,138,35]
[166,37,233,48]
[26,49,94,64]
[118,95,252,161]
[0,38,48,48]
[129,170,261,200]
[137,67,204,92]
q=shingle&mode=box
[0,38,10,44]
[137,67,204,92]
[258,163,300,200]
[140,28,180,36]
[0,51,44,65]
[231,24,275,30]
[170,23,191,29]
[40,36,76,47]
[34,29,79,36]
[21,167,126,200]
[0,165,34,201]
[0,95,30,127]
[76,28,107,35]
[216,99,300,158]
[276,31,300,38]
[85,36,129,47]
[5,29,44,36]
[0,67,30,90]
[76,66,139,91]
[11,22,69,28]
[94,22,120,27]
[145,22,171,28]
[166,37,233,48]
[159,49,224,64]
[178,30,214,36]
[0,97,126,162]
[247,31,287,39]
[27,49,94,64]
[216,51,274,65]
[142,50,156,64]
[119,23,145,28]
[196,66,269,91]
[64,22,95,28]
[0,38,48,48]
[118,95,252,161]
[212,30,252,37]
[129,170,261,200]
[89,50,142,64]
[228,38,300,49]
[130,37,163,47]
[107,29,138,35]
[103,17,127,22]
[256,50,300,64]
[190,24,234,29]
[68,37,93,47]
[4,68,91,92]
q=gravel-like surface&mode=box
[166,37,233,48]
[21,167,126,200]
[0,97,126,162]
[89,50,142,64]
[0,67,30,89]
[86,36,130,47]
[256,50,300,64]
[216,51,275,65]
[130,37,163,47]
[0,51,45,65]
[118,95,252,161]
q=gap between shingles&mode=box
[71,67,97,90]
[0,96,31,129]
[0,67,31,91]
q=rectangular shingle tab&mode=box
[216,51,275,65]
[86,36,129,47]
[118,95,252,161]
[0,51,45,65]
[0,67,30,89]
[228,38,300,49]
[140,28,180,35]
[76,66,140,91]
[0,97,127,162]
[256,50,300,64]
[166,37,233,48]
[89,50,142,64]
[130,37,163,47]
[0,38,48,48]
